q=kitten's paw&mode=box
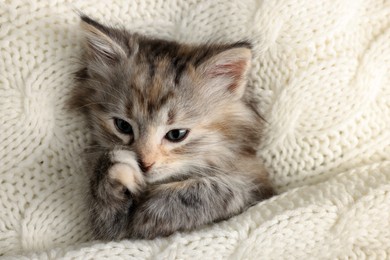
[109,150,145,194]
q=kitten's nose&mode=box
[138,159,154,173]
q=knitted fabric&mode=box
[1,0,389,258]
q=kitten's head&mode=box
[72,16,262,183]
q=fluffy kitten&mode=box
[71,15,274,240]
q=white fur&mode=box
[110,150,145,192]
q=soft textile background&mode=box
[1,0,389,258]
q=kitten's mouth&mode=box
[143,172,161,184]
[142,168,157,180]
[143,168,177,184]
[144,167,195,185]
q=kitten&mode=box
[70,15,274,240]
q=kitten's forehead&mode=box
[110,37,249,124]
[124,43,201,125]
[127,57,177,122]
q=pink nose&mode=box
[138,160,154,173]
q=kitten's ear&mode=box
[80,15,127,64]
[197,46,252,100]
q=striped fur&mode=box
[71,15,274,240]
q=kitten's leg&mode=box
[129,174,273,239]
[89,150,144,240]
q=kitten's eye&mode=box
[165,129,189,142]
[114,118,133,135]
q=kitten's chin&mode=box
[144,167,189,184]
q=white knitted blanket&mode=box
[1,0,389,258]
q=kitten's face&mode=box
[73,16,259,183]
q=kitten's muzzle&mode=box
[138,159,154,173]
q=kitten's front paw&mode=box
[109,150,145,194]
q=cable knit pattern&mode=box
[1,0,389,258]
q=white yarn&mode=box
[1,0,389,258]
